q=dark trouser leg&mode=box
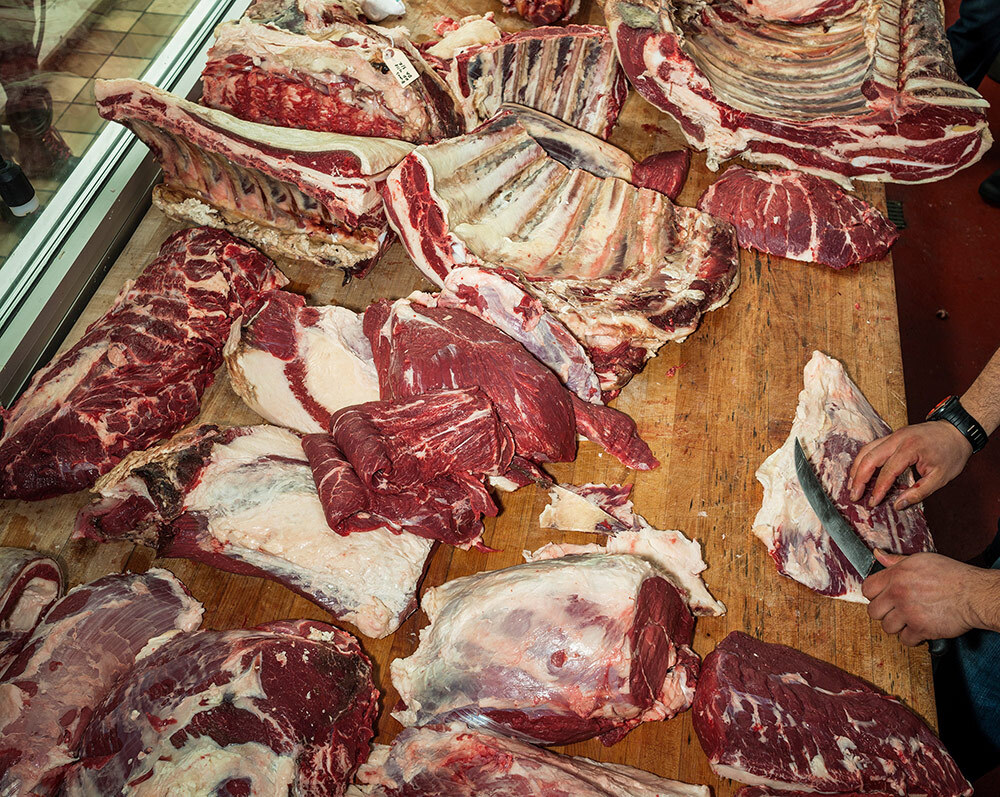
[947,0,1000,88]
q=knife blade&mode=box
[793,438,883,579]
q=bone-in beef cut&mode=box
[426,19,627,139]
[95,78,414,278]
[225,290,379,435]
[391,546,699,746]
[697,167,900,268]
[75,424,433,638]
[603,0,991,184]
[364,297,658,470]
[62,620,377,797]
[303,388,511,548]
[754,351,935,601]
[693,631,972,795]
[0,548,62,675]
[202,16,460,143]
[351,723,711,796]
[381,107,739,393]
[0,569,203,796]
[0,228,285,501]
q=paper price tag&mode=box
[383,47,419,88]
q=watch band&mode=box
[926,395,989,453]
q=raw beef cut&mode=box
[693,631,971,795]
[754,351,935,601]
[202,16,460,143]
[225,290,379,435]
[0,548,62,674]
[501,0,579,25]
[303,388,511,548]
[350,723,710,796]
[0,569,203,796]
[734,0,859,24]
[62,620,377,796]
[532,488,726,616]
[74,424,433,638]
[245,0,403,29]
[0,228,284,501]
[735,790,890,797]
[603,0,992,185]
[697,167,899,268]
[365,297,658,469]
[381,108,739,392]
[95,78,414,278]
[391,548,699,745]
[426,19,627,139]
[632,148,691,200]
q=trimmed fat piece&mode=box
[63,620,377,797]
[349,723,710,796]
[697,167,900,268]
[754,351,935,601]
[381,108,739,393]
[74,424,432,638]
[0,548,63,675]
[224,290,380,435]
[95,78,414,279]
[202,16,460,143]
[391,550,699,746]
[0,228,285,501]
[693,632,971,795]
[0,569,203,796]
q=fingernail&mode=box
[896,499,909,511]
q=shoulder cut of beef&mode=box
[62,620,377,797]
[693,631,971,796]
[0,548,62,676]
[0,227,285,501]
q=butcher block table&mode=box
[0,1,936,793]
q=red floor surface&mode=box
[887,3,1000,790]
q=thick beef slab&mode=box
[351,724,710,796]
[0,228,285,501]
[693,632,971,795]
[0,570,203,796]
[603,0,991,184]
[63,620,377,796]
[391,551,699,746]
[754,351,935,601]
[0,548,62,674]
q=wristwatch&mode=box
[926,395,989,453]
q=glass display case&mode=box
[0,0,247,402]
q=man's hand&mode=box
[847,421,972,510]
[862,550,1000,646]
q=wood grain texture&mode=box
[0,2,934,793]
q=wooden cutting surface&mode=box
[0,1,936,793]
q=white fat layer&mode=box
[425,16,502,59]
[538,485,620,533]
[0,576,60,633]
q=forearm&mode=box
[961,346,1000,436]
[968,568,1000,633]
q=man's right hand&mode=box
[848,421,973,510]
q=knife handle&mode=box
[868,560,885,575]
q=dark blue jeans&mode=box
[935,530,1000,782]
[948,0,1000,88]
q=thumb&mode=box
[874,549,905,567]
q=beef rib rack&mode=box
[0,228,285,501]
[693,632,971,795]
[754,351,935,601]
[381,107,739,393]
[202,15,460,143]
[63,620,377,796]
[95,78,414,278]
[603,0,992,185]
[697,167,900,268]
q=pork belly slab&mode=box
[391,544,699,746]
[75,424,432,638]
[0,228,285,501]
[381,107,739,393]
[349,724,710,796]
[0,569,203,796]
[754,351,935,601]
[0,548,62,674]
[63,620,377,796]
[693,632,971,795]
[95,78,414,278]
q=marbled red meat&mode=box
[631,149,691,200]
[0,228,285,501]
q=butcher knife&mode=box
[793,439,949,657]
